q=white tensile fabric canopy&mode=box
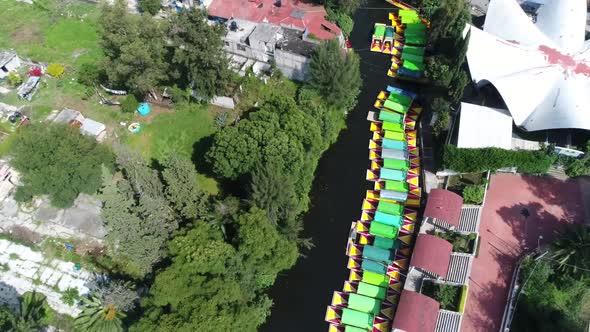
[457,102,513,149]
[464,0,590,132]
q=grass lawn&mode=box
[125,104,219,195]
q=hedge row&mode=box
[443,145,554,174]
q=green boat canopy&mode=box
[403,59,424,71]
[382,121,404,133]
[383,158,409,171]
[373,24,385,37]
[385,27,394,38]
[362,270,390,287]
[363,245,395,263]
[373,236,399,250]
[405,23,426,33]
[378,110,403,124]
[380,168,406,181]
[377,200,404,216]
[385,180,409,193]
[345,325,369,332]
[403,46,425,56]
[387,92,413,106]
[341,308,374,330]
[361,259,387,274]
[383,100,408,114]
[357,282,386,300]
[369,221,399,239]
[405,34,426,45]
[401,52,424,63]
[348,293,381,314]
[384,131,406,141]
[374,211,403,228]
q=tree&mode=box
[168,8,230,99]
[249,162,299,235]
[309,39,361,110]
[161,156,208,220]
[77,62,103,87]
[138,0,160,15]
[551,225,590,279]
[10,124,113,208]
[99,0,168,96]
[75,294,125,332]
[95,280,138,313]
[131,208,297,332]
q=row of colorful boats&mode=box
[325,86,423,332]
[370,9,428,81]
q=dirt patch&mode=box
[136,103,174,124]
[11,24,44,44]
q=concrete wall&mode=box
[223,40,254,60]
[274,49,310,81]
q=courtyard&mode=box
[462,174,588,331]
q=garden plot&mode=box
[0,239,92,317]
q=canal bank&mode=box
[261,3,402,331]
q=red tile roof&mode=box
[207,0,341,40]
[411,234,452,278]
[423,189,463,227]
[392,290,440,332]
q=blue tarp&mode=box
[138,103,151,116]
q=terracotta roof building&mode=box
[207,0,341,40]
[392,290,440,332]
[423,189,464,227]
[410,234,452,278]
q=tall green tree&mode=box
[138,0,161,15]
[551,225,590,279]
[10,124,112,208]
[168,8,230,99]
[309,39,361,110]
[131,208,296,332]
[161,155,208,220]
[99,0,168,95]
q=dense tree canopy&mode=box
[309,39,361,110]
[11,124,112,208]
[131,208,297,332]
[99,0,168,95]
[169,8,230,99]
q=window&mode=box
[237,44,247,51]
[224,41,229,47]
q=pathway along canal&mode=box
[261,3,402,331]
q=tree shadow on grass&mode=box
[191,134,215,176]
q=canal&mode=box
[261,3,398,331]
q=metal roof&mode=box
[457,102,513,149]
[465,0,590,132]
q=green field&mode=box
[125,105,219,194]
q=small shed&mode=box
[0,52,21,79]
[81,118,107,142]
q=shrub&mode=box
[61,288,80,306]
[443,145,554,174]
[121,95,139,113]
[7,72,22,87]
[46,63,65,78]
[77,63,101,86]
[335,13,354,38]
[462,184,485,205]
[433,109,450,137]
[138,0,161,15]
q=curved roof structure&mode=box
[392,290,440,332]
[465,0,590,131]
[423,189,463,226]
[410,234,452,278]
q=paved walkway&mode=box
[461,174,586,332]
[0,239,93,317]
